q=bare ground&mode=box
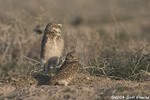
[0,73,150,100]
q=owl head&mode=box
[65,51,79,62]
[44,23,63,36]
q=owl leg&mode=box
[44,64,49,74]
[44,61,51,74]
[41,59,49,74]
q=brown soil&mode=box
[0,73,150,100]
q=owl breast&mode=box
[44,37,64,60]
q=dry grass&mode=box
[0,0,150,82]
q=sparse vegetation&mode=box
[88,45,150,81]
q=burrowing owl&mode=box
[40,23,64,74]
[49,51,80,86]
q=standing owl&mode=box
[49,51,80,86]
[40,23,64,74]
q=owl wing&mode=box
[40,34,48,60]
[58,62,79,77]
[49,62,79,85]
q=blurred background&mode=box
[0,0,150,80]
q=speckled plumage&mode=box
[40,23,64,74]
[49,51,80,86]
